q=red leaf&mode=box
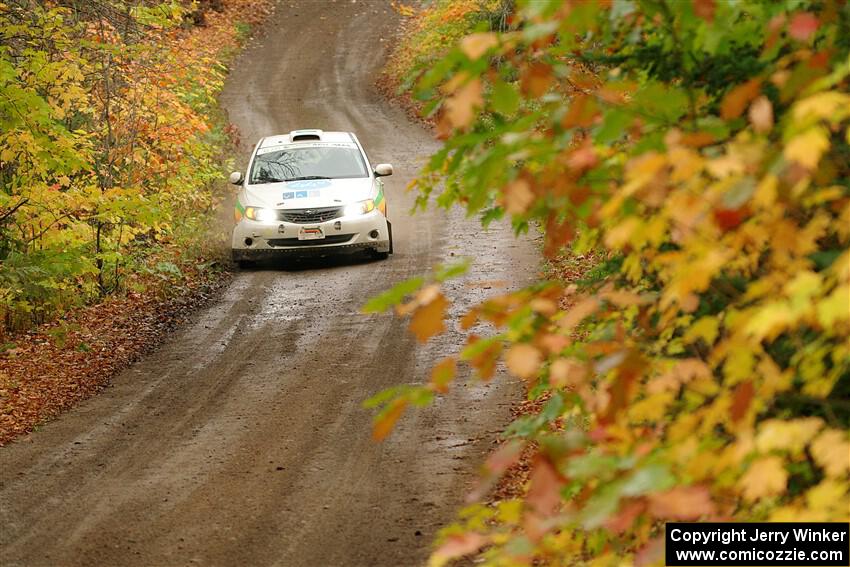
[730,380,755,423]
[789,12,819,41]
[693,0,715,22]
[713,206,750,231]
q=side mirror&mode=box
[229,171,244,185]
[373,163,393,177]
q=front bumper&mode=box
[231,210,390,259]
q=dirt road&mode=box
[0,2,537,566]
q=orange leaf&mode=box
[429,357,457,393]
[503,177,535,215]
[372,398,407,441]
[468,337,503,380]
[693,0,715,22]
[520,62,553,98]
[484,439,525,475]
[431,532,487,565]
[460,32,497,60]
[444,78,483,129]
[605,499,647,533]
[648,486,716,520]
[544,215,574,258]
[740,456,788,501]
[527,456,564,517]
[409,293,448,342]
[749,95,773,133]
[730,380,755,423]
[561,95,598,129]
[720,78,762,120]
[505,343,543,380]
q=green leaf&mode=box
[491,80,520,116]
[361,276,425,313]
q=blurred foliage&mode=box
[0,0,257,332]
[372,0,850,565]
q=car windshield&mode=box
[249,144,368,184]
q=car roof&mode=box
[258,130,358,149]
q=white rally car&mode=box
[229,129,393,267]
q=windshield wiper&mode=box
[285,176,332,181]
[253,176,288,184]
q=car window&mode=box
[249,145,368,184]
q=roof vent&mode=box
[290,129,323,142]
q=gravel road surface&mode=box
[0,2,537,565]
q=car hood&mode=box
[243,177,373,209]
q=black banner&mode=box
[666,522,849,566]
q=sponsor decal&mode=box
[282,191,294,199]
[256,142,356,155]
[286,179,332,190]
[295,190,308,199]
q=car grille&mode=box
[278,207,342,224]
[267,234,355,247]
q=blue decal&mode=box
[295,190,308,198]
[286,179,332,190]
[282,192,294,199]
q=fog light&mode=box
[244,237,253,246]
[369,230,379,239]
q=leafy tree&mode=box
[371,1,850,564]
[0,0,239,331]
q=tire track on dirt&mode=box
[0,2,538,566]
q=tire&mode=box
[387,219,394,255]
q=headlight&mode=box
[343,199,375,217]
[245,207,277,222]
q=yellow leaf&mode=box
[629,391,674,422]
[740,456,788,501]
[755,418,823,454]
[806,480,849,518]
[793,92,850,123]
[784,126,830,169]
[684,316,720,345]
[505,344,542,380]
[723,346,755,385]
[460,32,498,60]
[811,430,850,478]
[754,174,778,207]
[745,302,794,341]
[817,285,850,328]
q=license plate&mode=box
[298,227,325,240]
